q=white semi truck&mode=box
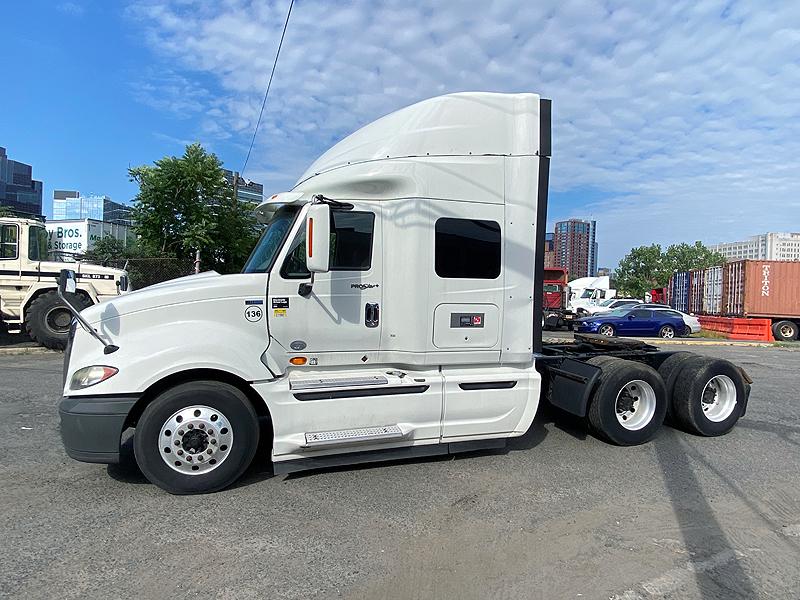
[0,216,129,349]
[57,93,750,494]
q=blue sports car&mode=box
[575,307,687,339]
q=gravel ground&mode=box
[1,345,799,600]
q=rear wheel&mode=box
[587,358,667,445]
[659,325,675,339]
[772,320,798,342]
[657,352,694,421]
[25,290,91,350]
[134,381,260,494]
[598,324,615,337]
[672,357,746,436]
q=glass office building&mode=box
[52,191,133,226]
[223,170,263,204]
[0,146,43,218]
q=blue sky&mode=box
[2,1,798,266]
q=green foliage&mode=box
[0,206,17,217]
[129,143,259,273]
[82,235,142,263]
[614,241,726,298]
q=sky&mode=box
[2,0,799,267]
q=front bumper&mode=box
[59,394,140,464]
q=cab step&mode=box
[304,425,404,447]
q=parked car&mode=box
[648,306,701,336]
[585,298,641,316]
[575,307,687,338]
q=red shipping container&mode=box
[722,260,800,318]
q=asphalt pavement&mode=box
[1,346,799,599]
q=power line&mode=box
[241,0,294,176]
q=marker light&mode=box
[70,366,119,390]
[289,357,307,366]
[308,218,314,258]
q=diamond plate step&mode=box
[304,425,404,447]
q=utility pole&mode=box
[232,171,239,206]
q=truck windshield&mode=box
[28,226,49,261]
[580,288,594,298]
[242,205,300,273]
[543,284,561,292]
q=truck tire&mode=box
[656,352,694,421]
[772,320,798,342]
[587,358,667,445]
[25,290,91,350]
[134,381,260,494]
[671,356,746,436]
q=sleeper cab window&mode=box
[434,217,501,279]
[281,210,375,278]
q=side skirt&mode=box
[272,438,507,475]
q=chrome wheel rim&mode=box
[661,326,674,338]
[615,379,656,430]
[701,375,737,422]
[599,325,614,336]
[159,405,233,475]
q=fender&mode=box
[20,282,99,324]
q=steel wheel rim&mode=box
[45,306,73,334]
[779,324,795,339]
[599,325,614,336]
[615,379,656,430]
[701,375,737,422]
[661,326,674,338]
[159,405,233,475]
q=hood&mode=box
[80,271,265,324]
[40,261,126,277]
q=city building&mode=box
[0,146,43,217]
[553,218,597,279]
[710,232,800,262]
[544,232,556,268]
[52,191,133,226]
[224,170,263,204]
[596,267,612,277]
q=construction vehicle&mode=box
[0,216,129,349]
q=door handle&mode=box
[365,303,379,328]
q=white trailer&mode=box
[57,93,751,494]
[0,217,129,349]
[45,218,132,257]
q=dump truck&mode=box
[0,216,129,349]
[56,93,751,494]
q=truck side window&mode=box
[0,224,18,259]
[281,210,375,278]
[434,218,501,279]
[28,227,48,261]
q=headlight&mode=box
[70,365,118,390]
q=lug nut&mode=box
[211,439,217,445]
[177,450,183,456]
[207,449,213,455]
[174,440,180,446]
[187,424,194,430]
[198,423,205,429]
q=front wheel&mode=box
[659,325,675,339]
[134,381,260,494]
[25,290,91,350]
[772,320,798,342]
[598,324,615,337]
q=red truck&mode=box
[542,267,575,330]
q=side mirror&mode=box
[306,203,331,273]
[58,269,77,295]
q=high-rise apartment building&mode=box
[224,170,263,204]
[0,146,43,217]
[52,191,133,226]
[710,233,800,262]
[553,218,597,279]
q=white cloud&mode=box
[127,0,800,265]
[58,2,85,16]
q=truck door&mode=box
[0,223,22,320]
[267,204,382,356]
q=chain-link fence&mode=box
[102,257,197,289]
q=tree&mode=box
[614,241,726,298]
[129,143,259,273]
[0,206,16,218]
[82,235,141,263]
[613,244,668,298]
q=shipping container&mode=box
[702,266,723,315]
[722,260,800,318]
[670,271,691,313]
[689,268,705,314]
